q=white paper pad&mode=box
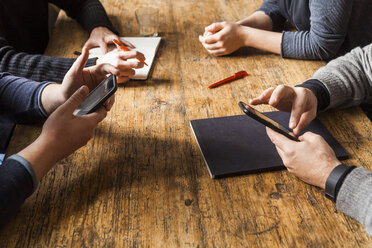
[89,37,161,80]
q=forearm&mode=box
[336,167,372,236]
[18,137,61,181]
[242,27,282,55]
[237,11,273,31]
[40,84,64,115]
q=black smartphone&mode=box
[73,74,117,116]
[238,101,299,141]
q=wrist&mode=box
[18,135,59,181]
[91,26,106,34]
[240,26,252,47]
[41,84,64,115]
[297,79,330,112]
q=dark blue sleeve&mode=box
[0,157,34,228]
[258,0,287,31]
[0,73,49,124]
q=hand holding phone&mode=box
[73,75,117,116]
[239,101,299,141]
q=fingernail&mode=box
[289,121,295,129]
[79,86,88,94]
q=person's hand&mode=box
[19,86,108,180]
[41,47,119,115]
[199,22,247,56]
[266,128,341,189]
[83,27,135,54]
[96,49,145,84]
[250,85,318,136]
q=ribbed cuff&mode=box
[7,154,38,193]
[281,31,294,58]
[312,69,350,110]
[37,82,54,118]
[297,79,330,111]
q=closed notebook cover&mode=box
[190,112,349,178]
[89,37,161,80]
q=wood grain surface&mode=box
[1,0,372,247]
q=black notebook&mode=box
[190,112,349,178]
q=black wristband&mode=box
[325,164,356,202]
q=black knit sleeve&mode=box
[0,38,97,82]
[50,0,118,35]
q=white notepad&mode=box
[89,37,161,80]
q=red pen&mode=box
[208,71,248,89]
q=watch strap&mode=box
[325,164,356,202]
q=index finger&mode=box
[203,33,220,44]
[249,87,275,105]
[118,50,146,61]
[119,37,135,49]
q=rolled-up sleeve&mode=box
[281,0,353,60]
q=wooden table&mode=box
[1,0,372,247]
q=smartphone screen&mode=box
[73,75,117,116]
[239,101,299,141]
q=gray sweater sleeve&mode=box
[281,0,353,60]
[336,168,372,236]
[310,43,372,109]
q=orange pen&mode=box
[208,71,248,89]
[113,39,148,66]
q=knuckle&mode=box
[297,87,307,95]
[284,148,295,157]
